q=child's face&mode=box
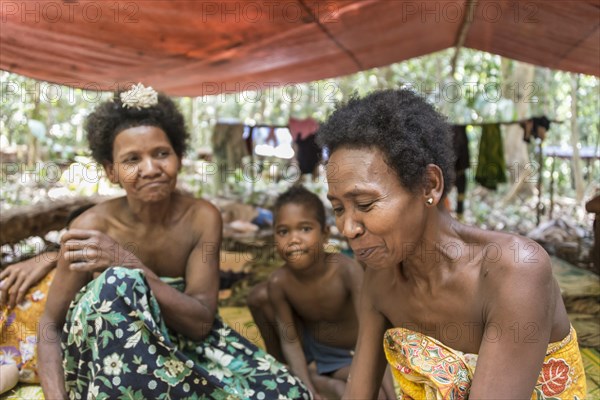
[275,203,326,271]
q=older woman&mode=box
[317,89,586,399]
[38,84,310,399]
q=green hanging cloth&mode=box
[475,124,507,190]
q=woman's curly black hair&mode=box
[274,185,326,232]
[316,89,455,197]
[85,92,188,164]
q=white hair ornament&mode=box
[120,83,158,109]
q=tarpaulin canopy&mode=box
[1,0,598,96]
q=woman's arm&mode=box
[60,202,222,341]
[38,248,91,399]
[153,202,222,339]
[586,195,600,213]
[268,272,320,397]
[342,255,364,319]
[343,278,389,399]
[469,239,554,398]
[0,251,58,308]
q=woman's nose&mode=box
[139,157,160,177]
[340,214,364,239]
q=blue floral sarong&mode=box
[62,267,311,400]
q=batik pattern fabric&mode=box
[62,267,312,400]
[383,326,586,400]
[0,268,56,383]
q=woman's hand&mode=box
[61,229,143,273]
[0,252,57,309]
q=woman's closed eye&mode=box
[332,206,344,216]
[356,202,374,212]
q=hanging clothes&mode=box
[288,118,321,175]
[452,125,470,215]
[265,127,278,146]
[295,135,321,175]
[475,124,506,190]
[288,117,319,141]
[212,123,248,170]
[453,125,470,172]
[522,116,551,143]
[243,125,254,155]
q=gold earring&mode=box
[426,198,434,205]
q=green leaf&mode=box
[288,386,300,398]
[263,379,277,390]
[118,386,145,400]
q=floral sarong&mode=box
[384,326,586,399]
[62,267,311,400]
[0,268,56,383]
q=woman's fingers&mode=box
[61,229,96,242]
[68,262,96,272]
[0,266,12,281]
[9,275,27,309]
[0,274,16,307]
[63,248,100,263]
[63,240,97,251]
[61,229,106,247]
[16,273,38,306]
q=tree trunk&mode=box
[571,74,585,202]
[501,61,535,203]
[27,85,42,167]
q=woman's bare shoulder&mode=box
[176,194,221,218]
[173,195,223,245]
[478,229,552,293]
[69,198,125,230]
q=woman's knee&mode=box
[246,282,269,310]
[92,267,148,301]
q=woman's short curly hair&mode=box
[85,92,188,163]
[316,89,455,197]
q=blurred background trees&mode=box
[1,48,598,210]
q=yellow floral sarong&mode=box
[384,326,586,399]
[0,268,55,383]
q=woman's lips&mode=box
[354,246,376,261]
[141,181,168,189]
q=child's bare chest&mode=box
[287,278,352,322]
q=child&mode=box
[249,186,394,399]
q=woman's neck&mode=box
[124,193,176,226]
[398,209,464,287]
